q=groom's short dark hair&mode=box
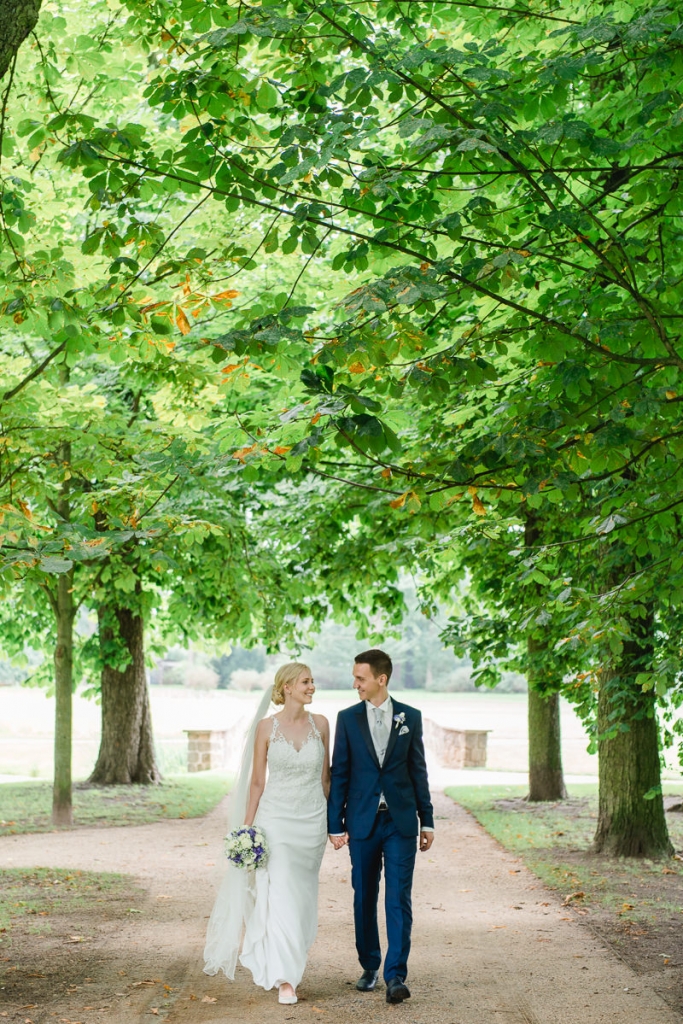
[355,649,393,682]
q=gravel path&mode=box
[0,793,679,1024]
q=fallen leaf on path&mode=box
[201,996,217,1003]
[489,925,506,930]
[561,891,585,906]
[150,1009,159,1015]
[132,981,157,988]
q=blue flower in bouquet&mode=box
[224,825,269,870]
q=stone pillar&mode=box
[184,730,228,772]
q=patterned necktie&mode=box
[372,706,390,764]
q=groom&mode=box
[328,649,434,1004]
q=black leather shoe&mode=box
[385,977,411,1003]
[356,969,379,992]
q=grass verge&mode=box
[446,784,683,911]
[447,782,683,1013]
[0,772,231,835]
[0,866,136,942]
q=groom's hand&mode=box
[419,831,434,853]
[329,833,348,850]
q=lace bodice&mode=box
[260,714,326,813]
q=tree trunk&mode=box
[528,681,567,802]
[0,0,42,80]
[88,603,160,785]
[52,566,75,825]
[593,607,672,857]
[525,514,567,802]
[52,429,75,826]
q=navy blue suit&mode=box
[328,699,433,982]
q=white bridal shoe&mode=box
[278,985,298,1005]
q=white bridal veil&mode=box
[203,685,273,978]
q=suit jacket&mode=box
[327,698,434,839]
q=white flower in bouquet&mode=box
[224,826,269,871]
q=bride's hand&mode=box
[329,833,348,850]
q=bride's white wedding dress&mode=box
[204,712,327,991]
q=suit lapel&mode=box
[355,702,380,768]
[384,699,406,765]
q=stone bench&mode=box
[423,719,490,769]
[184,729,228,772]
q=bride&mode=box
[203,663,330,1005]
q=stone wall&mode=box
[423,719,490,768]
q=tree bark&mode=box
[52,431,75,826]
[0,0,42,80]
[528,680,568,802]
[593,606,672,857]
[88,603,161,785]
[525,514,567,802]
[52,566,75,825]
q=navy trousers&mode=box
[348,810,417,982]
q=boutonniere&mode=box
[393,712,406,731]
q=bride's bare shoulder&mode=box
[312,713,329,731]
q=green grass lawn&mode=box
[0,773,232,836]
[446,784,683,922]
[0,866,136,935]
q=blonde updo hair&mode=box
[272,662,311,706]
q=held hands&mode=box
[419,831,434,853]
[328,833,349,850]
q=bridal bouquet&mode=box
[224,826,269,871]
